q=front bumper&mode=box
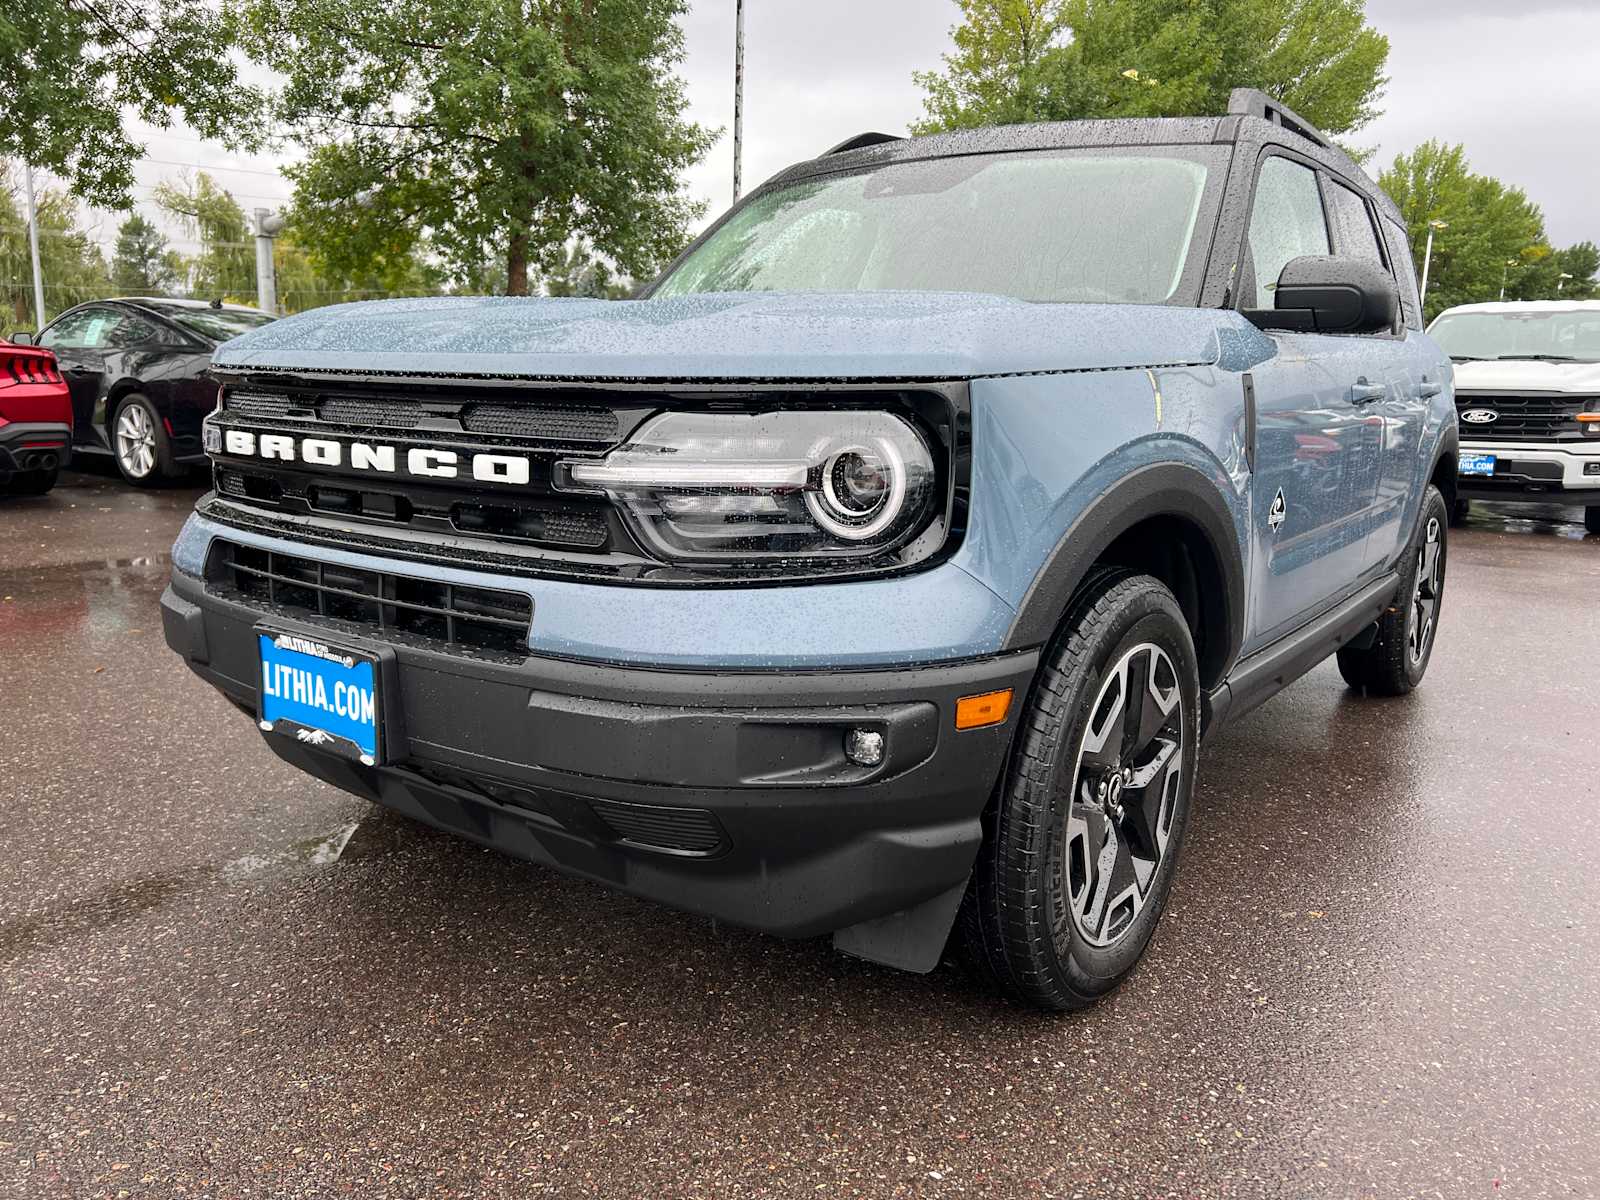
[162,568,1038,965]
[0,421,71,474]
[1458,439,1600,499]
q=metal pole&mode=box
[733,0,745,204]
[1419,226,1435,309]
[253,208,278,314]
[23,164,45,329]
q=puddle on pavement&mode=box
[222,820,364,881]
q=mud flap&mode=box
[830,879,969,974]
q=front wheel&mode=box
[112,394,176,485]
[1585,507,1600,535]
[1337,485,1448,696]
[961,570,1201,1011]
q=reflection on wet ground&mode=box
[1,479,1597,1197]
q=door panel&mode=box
[1244,335,1384,653]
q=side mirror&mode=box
[1246,255,1399,335]
[9,331,35,346]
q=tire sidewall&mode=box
[112,394,171,485]
[1032,583,1202,995]
[1402,487,1449,687]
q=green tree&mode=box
[273,228,447,314]
[236,0,716,296]
[151,173,256,301]
[1554,242,1599,301]
[1379,142,1551,320]
[543,239,632,299]
[111,214,182,295]
[913,0,1389,138]
[1,166,113,333]
[0,1,262,207]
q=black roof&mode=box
[778,89,1398,225]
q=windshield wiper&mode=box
[1492,354,1583,362]
[1449,355,1486,362]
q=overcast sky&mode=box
[95,0,1600,261]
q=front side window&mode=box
[1244,156,1330,309]
[39,308,119,351]
[654,149,1222,306]
[1429,309,1600,363]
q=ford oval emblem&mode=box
[1461,409,1499,424]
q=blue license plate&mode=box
[258,630,382,764]
[1460,453,1496,477]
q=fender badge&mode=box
[1268,489,1288,532]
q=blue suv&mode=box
[161,91,1457,1010]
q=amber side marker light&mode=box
[955,689,1013,730]
[1575,413,1600,423]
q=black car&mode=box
[16,298,276,484]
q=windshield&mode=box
[168,309,277,342]
[1429,309,1600,363]
[653,149,1220,305]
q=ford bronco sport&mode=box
[162,91,1457,1010]
[1428,300,1600,531]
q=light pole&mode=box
[732,0,744,204]
[22,164,45,330]
[1500,258,1518,301]
[1419,219,1447,308]
[253,209,286,313]
[1558,272,1575,294]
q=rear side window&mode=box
[1245,157,1330,308]
[1382,218,1423,329]
[39,308,116,350]
[1326,183,1386,268]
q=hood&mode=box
[209,292,1236,381]
[1453,358,1600,394]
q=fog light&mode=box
[845,728,885,767]
[1585,462,1600,476]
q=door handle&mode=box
[1350,379,1387,405]
[1417,377,1443,399]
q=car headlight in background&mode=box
[557,409,939,565]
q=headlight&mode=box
[557,409,939,565]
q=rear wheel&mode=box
[1451,498,1470,526]
[1337,485,1448,696]
[962,571,1200,1011]
[112,394,176,485]
[1585,507,1600,535]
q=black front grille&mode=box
[225,391,297,420]
[588,799,727,855]
[317,396,425,428]
[1457,393,1591,442]
[460,403,619,442]
[207,540,531,656]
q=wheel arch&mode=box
[1003,463,1246,692]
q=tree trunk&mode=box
[506,232,530,296]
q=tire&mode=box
[3,468,59,496]
[1585,507,1600,536]
[1337,485,1448,696]
[961,570,1202,1011]
[111,394,176,485]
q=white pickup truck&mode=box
[1430,301,1600,530]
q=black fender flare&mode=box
[1001,462,1247,690]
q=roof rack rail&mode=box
[1227,88,1329,150]
[823,131,904,156]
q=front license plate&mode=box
[1460,452,1497,477]
[257,629,383,765]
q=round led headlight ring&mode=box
[806,439,909,541]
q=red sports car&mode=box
[0,337,72,496]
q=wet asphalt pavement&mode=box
[2,470,1598,1199]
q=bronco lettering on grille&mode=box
[221,429,534,486]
